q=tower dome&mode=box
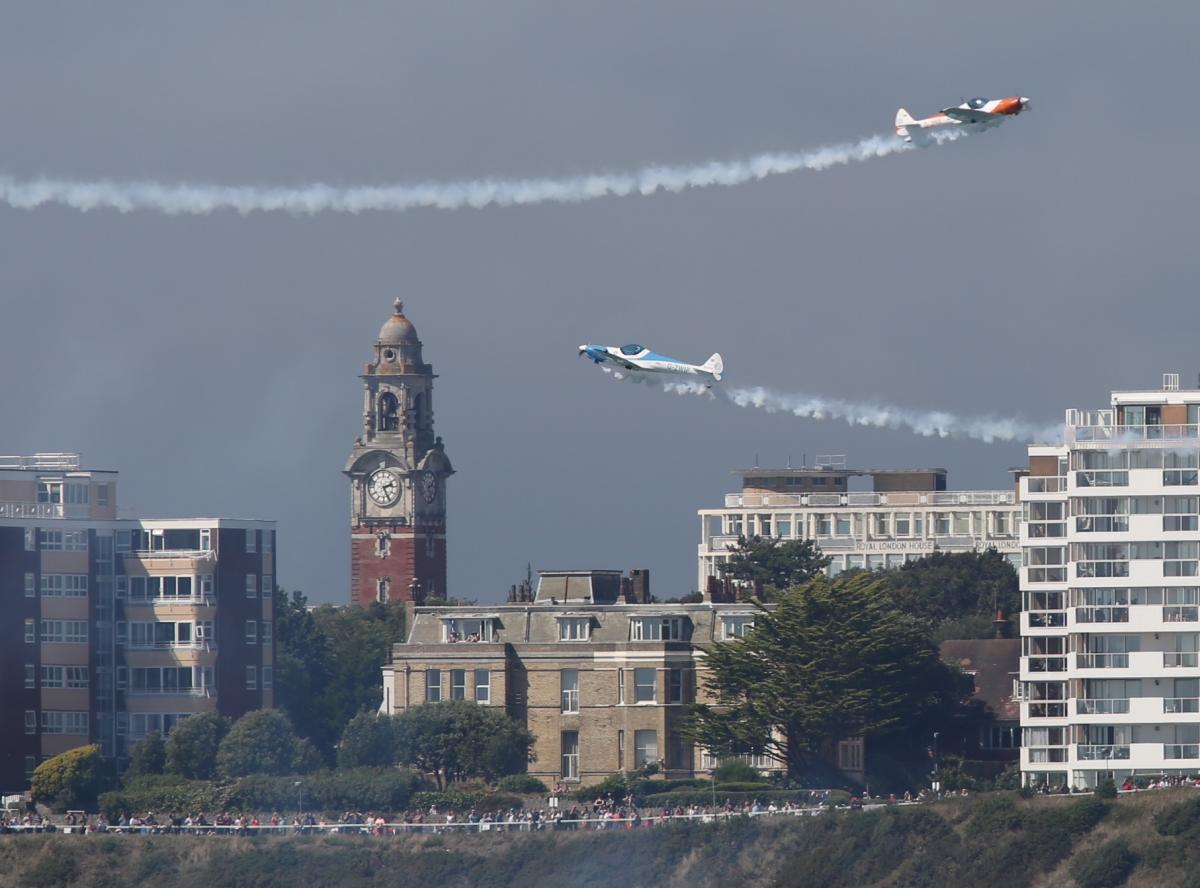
[378,298,420,346]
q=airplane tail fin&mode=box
[895,108,916,141]
[702,353,724,382]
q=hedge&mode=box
[410,790,521,812]
[638,788,850,808]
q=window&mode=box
[262,621,273,645]
[97,484,109,506]
[41,711,88,735]
[40,574,88,597]
[24,756,36,779]
[263,532,273,554]
[262,574,273,597]
[668,669,686,704]
[246,666,257,691]
[474,670,490,704]
[426,669,442,703]
[25,711,36,735]
[245,620,257,644]
[451,669,467,701]
[201,575,214,599]
[37,481,62,504]
[558,618,590,641]
[934,513,951,535]
[65,483,89,505]
[634,730,658,768]
[66,667,88,689]
[41,666,65,688]
[246,529,257,554]
[24,572,35,598]
[442,618,494,642]
[561,670,580,713]
[561,731,580,780]
[721,616,754,640]
[263,666,273,689]
[618,730,625,770]
[39,530,87,551]
[24,619,35,643]
[617,669,626,704]
[245,574,258,598]
[982,725,1020,750]
[41,621,87,643]
[634,668,656,703]
[631,617,684,641]
[24,664,35,689]
[24,528,36,552]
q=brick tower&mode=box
[345,299,453,606]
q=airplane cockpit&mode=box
[967,97,989,109]
[619,344,645,355]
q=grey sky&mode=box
[1,2,1197,603]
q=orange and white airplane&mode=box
[895,96,1030,143]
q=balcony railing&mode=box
[1024,476,1067,494]
[1025,747,1069,763]
[127,549,215,560]
[1076,699,1130,715]
[1164,697,1200,713]
[720,490,1015,509]
[1027,657,1068,673]
[1027,612,1067,628]
[1077,653,1130,669]
[127,687,212,697]
[1164,607,1200,623]
[1165,744,1200,760]
[124,641,216,652]
[0,501,67,519]
[1075,607,1129,624]
[126,595,216,607]
[1071,423,1200,443]
[1027,702,1067,718]
[1164,653,1200,668]
[1076,745,1131,761]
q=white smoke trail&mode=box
[603,369,1058,444]
[0,129,967,217]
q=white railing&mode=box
[126,595,216,607]
[1164,653,1200,668]
[127,687,212,697]
[1076,699,1130,715]
[1077,745,1130,760]
[124,641,216,652]
[1165,744,1200,760]
[128,549,215,560]
[720,490,1015,509]
[0,502,65,519]
[1072,424,1200,443]
[1164,697,1200,713]
[1024,476,1067,494]
[0,453,81,470]
[1077,653,1130,669]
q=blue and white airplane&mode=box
[578,343,724,384]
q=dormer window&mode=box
[631,616,685,641]
[442,617,495,643]
[557,617,591,642]
[721,615,755,640]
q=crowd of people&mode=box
[0,793,861,836]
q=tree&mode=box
[273,588,408,760]
[717,535,830,597]
[31,745,114,811]
[392,701,535,788]
[337,712,397,769]
[165,712,231,779]
[882,550,1019,636]
[688,573,971,778]
[125,731,166,780]
[216,710,320,778]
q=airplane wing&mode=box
[942,108,999,124]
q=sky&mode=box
[1,2,1198,604]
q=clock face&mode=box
[367,469,400,506]
[421,471,438,504]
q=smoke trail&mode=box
[0,129,967,217]
[606,370,1058,444]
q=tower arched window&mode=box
[378,392,399,432]
[377,577,390,603]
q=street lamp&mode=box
[294,780,303,822]
[931,733,940,793]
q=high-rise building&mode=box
[698,460,1021,592]
[0,454,275,791]
[1020,374,1200,788]
[345,300,453,607]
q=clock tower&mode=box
[345,299,453,607]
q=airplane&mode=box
[895,95,1031,143]
[579,343,724,384]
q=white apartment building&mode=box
[1020,374,1200,788]
[698,460,1021,591]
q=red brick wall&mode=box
[351,526,446,607]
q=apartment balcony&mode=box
[1024,656,1069,675]
[0,501,94,520]
[1069,423,1200,445]
[1021,476,1068,496]
[1023,701,1068,719]
[1164,697,1200,714]
[1076,745,1131,761]
[1072,696,1164,722]
[1077,653,1130,669]
[123,640,217,652]
[1164,652,1200,668]
[719,490,1015,509]
[125,549,216,562]
[1164,744,1200,760]
[1075,698,1130,716]
[126,687,213,697]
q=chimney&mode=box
[994,609,1010,639]
[628,569,650,604]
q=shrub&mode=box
[31,745,114,812]
[217,710,318,778]
[125,732,166,780]
[712,759,761,784]
[636,788,845,808]
[573,773,629,801]
[1155,797,1200,837]
[968,794,1022,834]
[496,774,548,794]
[98,775,227,821]
[337,712,396,769]
[1070,838,1138,888]
[166,713,231,780]
[228,768,421,814]
[1095,779,1118,799]
[711,781,773,793]
[411,790,521,812]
